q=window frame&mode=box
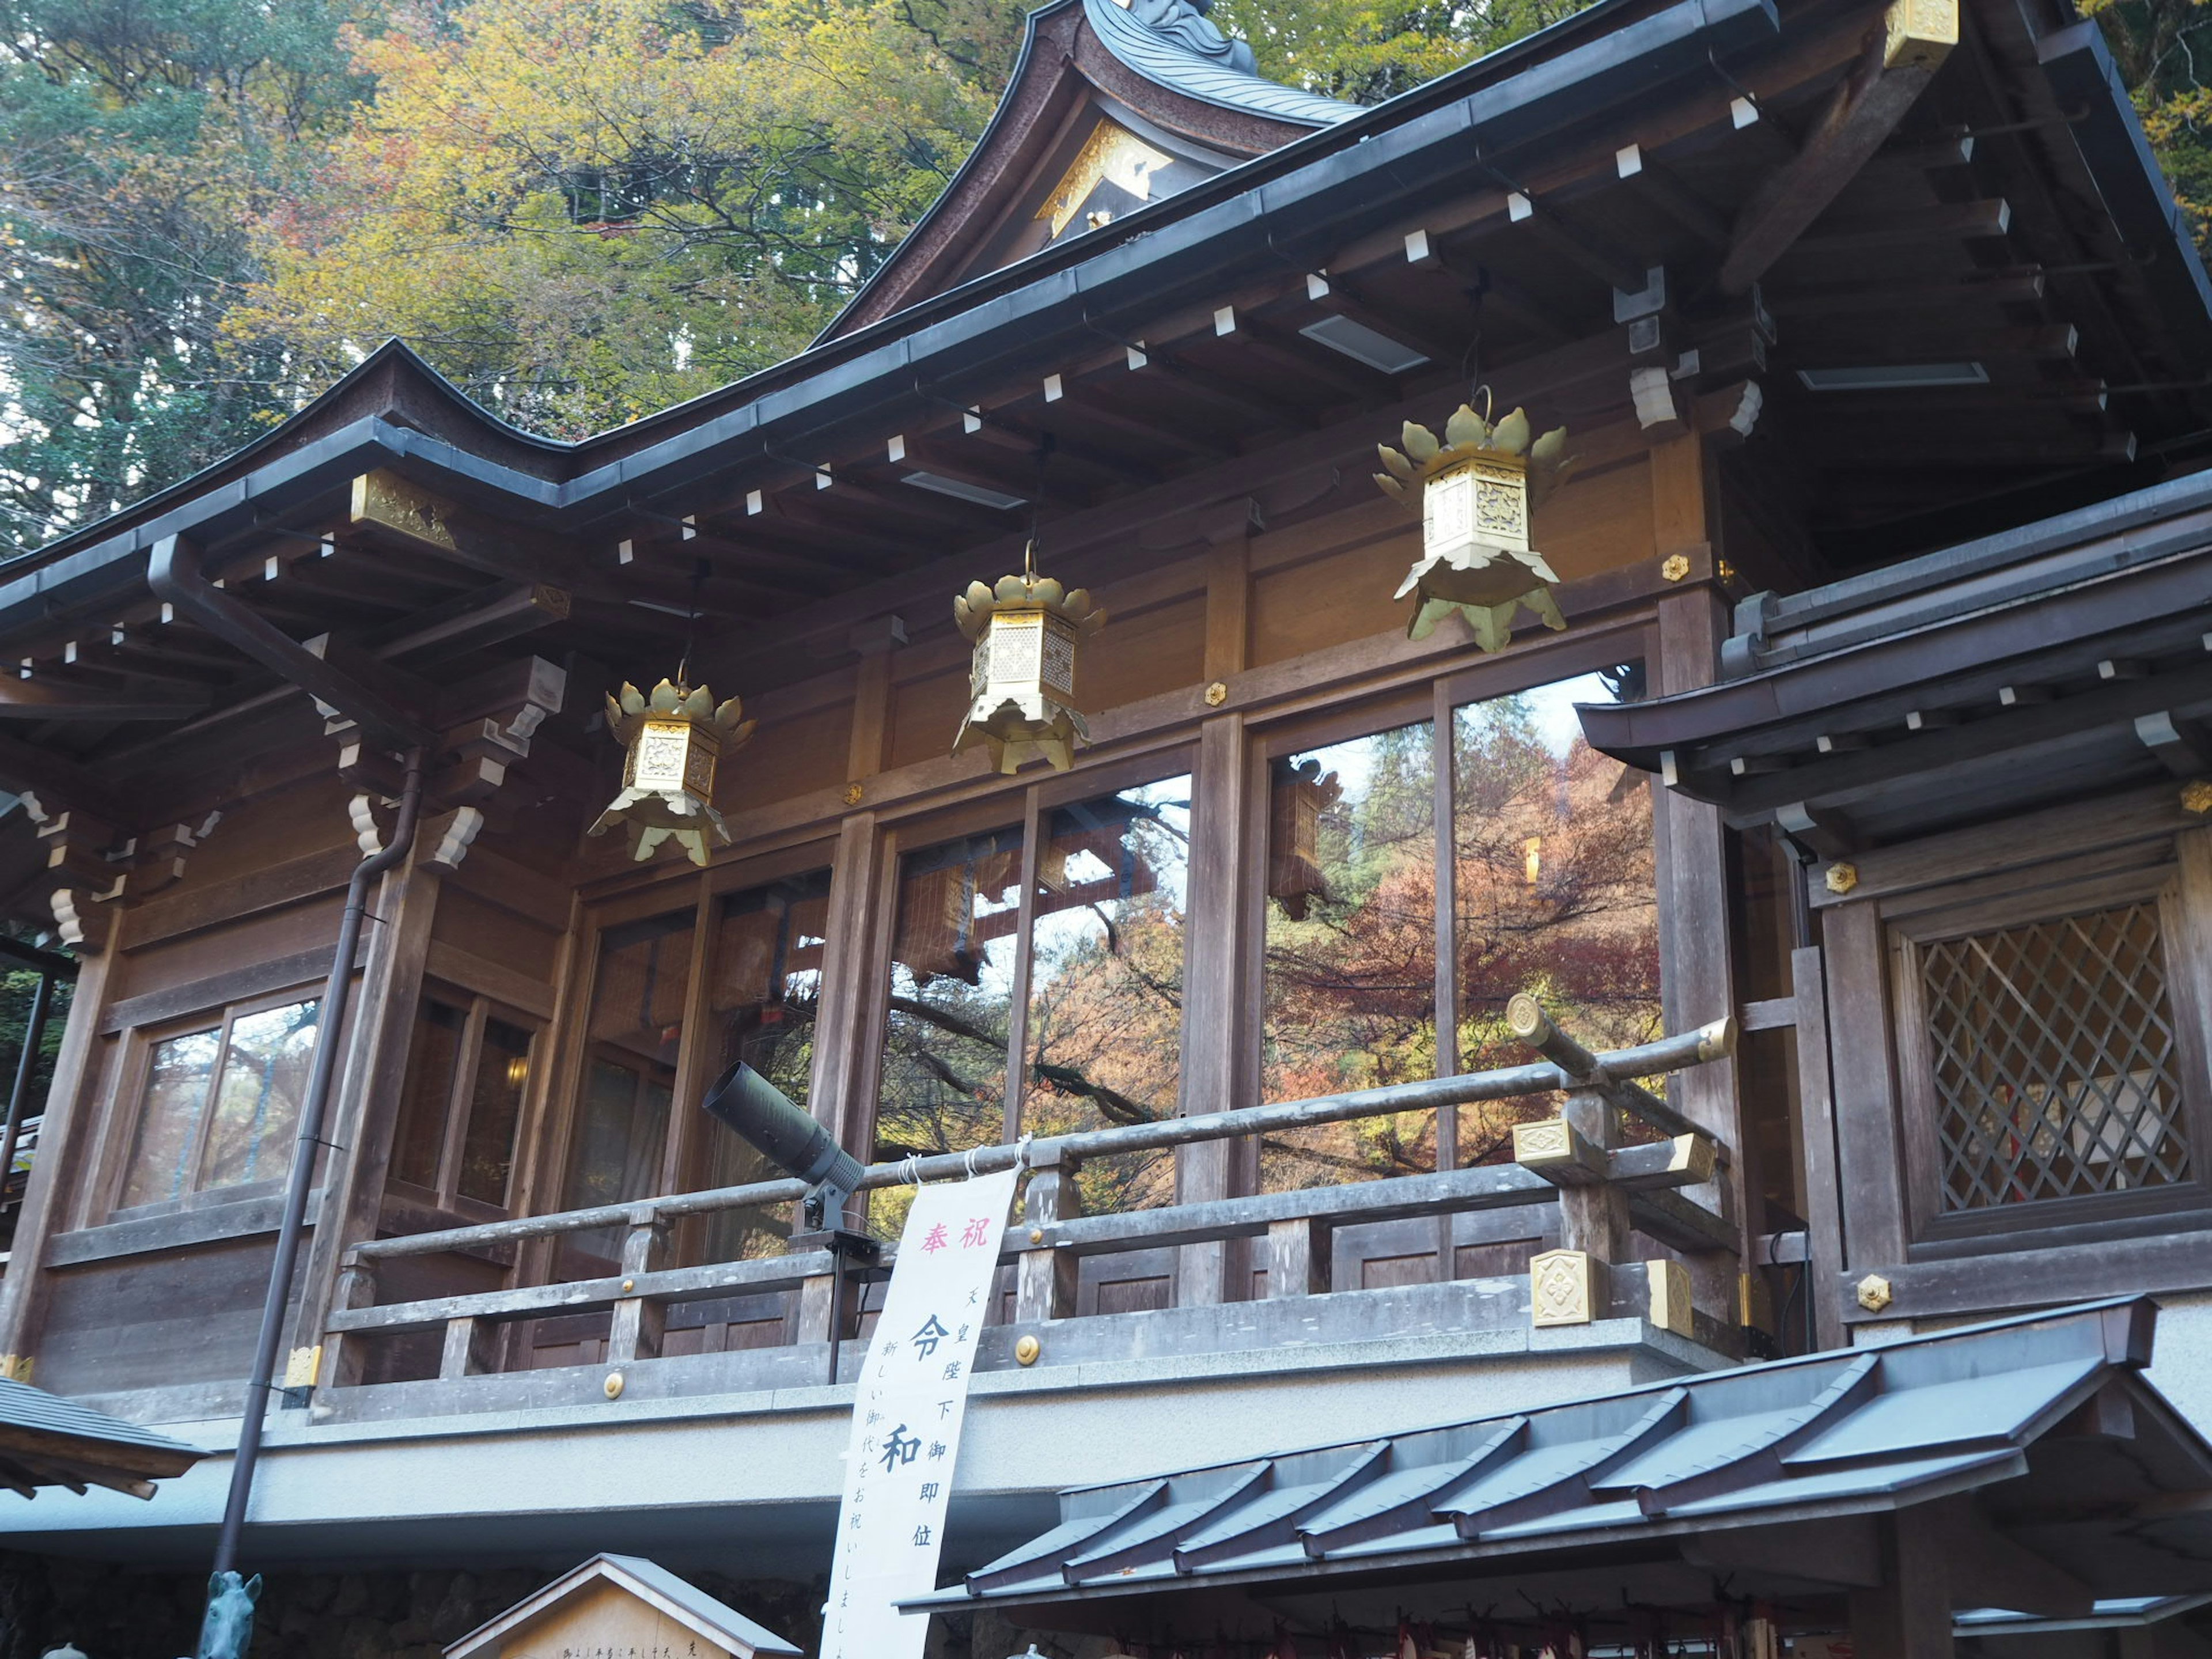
[541,841,843,1242]
[105,984,325,1221]
[1245,637,1657,1172]
[862,744,1199,1157]
[384,984,543,1220]
[1887,852,2212,1248]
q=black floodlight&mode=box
[700,1060,863,1229]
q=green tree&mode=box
[0,0,373,554]
[2076,0,2212,255]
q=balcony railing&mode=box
[319,997,1739,1400]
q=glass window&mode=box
[461,1017,532,1206]
[1263,721,1438,1185]
[391,1001,465,1191]
[1256,669,1660,1193]
[389,996,535,1210]
[878,830,1025,1162]
[1022,778,1190,1213]
[115,998,319,1211]
[1450,673,1661,1158]
[695,869,832,1260]
[563,910,695,1270]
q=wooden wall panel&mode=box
[1250,537,1408,668]
[886,662,971,771]
[35,1237,298,1396]
[429,887,560,983]
[721,699,851,810]
[112,895,346,1009]
[1076,593,1206,713]
[163,774,356,892]
[1541,459,1657,579]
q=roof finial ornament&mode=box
[1112,0,1258,73]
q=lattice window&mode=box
[1921,902,2190,1211]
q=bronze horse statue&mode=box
[191,1570,260,1659]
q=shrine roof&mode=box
[0,1376,203,1496]
[912,1300,2212,1634]
[1575,467,2212,850]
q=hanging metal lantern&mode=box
[1267,757,1342,921]
[951,549,1107,773]
[1375,403,1574,651]
[589,677,755,866]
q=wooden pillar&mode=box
[1014,1151,1081,1322]
[812,811,894,1171]
[287,847,444,1387]
[0,944,115,1374]
[1849,1510,1953,1659]
[1791,945,1847,1350]
[1650,434,1755,1318]
[1824,896,1908,1272]
[1176,514,1259,1306]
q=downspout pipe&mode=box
[0,969,56,1229]
[149,536,444,1577]
[211,744,425,1575]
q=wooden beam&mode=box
[0,673,207,722]
[1721,0,1961,291]
[1789,197,2010,260]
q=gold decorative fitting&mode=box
[1855,1274,1893,1313]
[1028,1227,1044,1244]
[1203,681,1229,707]
[282,1346,321,1390]
[1716,559,1738,582]
[603,1370,626,1399]
[1824,861,1860,895]
[1529,1248,1596,1327]
[1512,1118,1573,1164]
[843,781,865,807]
[951,547,1107,773]
[620,1278,635,1294]
[0,1354,34,1384]
[1883,0,1959,71]
[1645,1259,1695,1338]
[1014,1334,1043,1366]
[1038,118,1171,237]
[590,678,755,866]
[1376,402,1574,652]
[2183,779,2212,816]
[1661,553,1691,582]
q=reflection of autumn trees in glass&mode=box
[1260,687,1660,1191]
[874,786,1191,1218]
[866,690,1658,1218]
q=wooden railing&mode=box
[321,999,1739,1390]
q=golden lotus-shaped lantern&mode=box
[951,552,1107,773]
[1375,403,1574,651]
[589,677,755,866]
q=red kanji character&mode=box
[960,1217,990,1248]
[921,1222,950,1253]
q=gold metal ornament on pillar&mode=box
[1374,400,1575,651]
[951,544,1107,773]
[589,678,755,866]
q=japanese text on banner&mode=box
[820,1165,1018,1659]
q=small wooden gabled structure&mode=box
[443,1554,802,1659]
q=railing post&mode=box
[605,1206,669,1365]
[317,1253,378,1392]
[439,1316,497,1380]
[1265,1218,1332,1297]
[1014,1152,1082,1323]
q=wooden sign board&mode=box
[445,1553,802,1659]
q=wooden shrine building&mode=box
[0,0,2207,1647]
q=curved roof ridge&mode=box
[1081,0,1361,126]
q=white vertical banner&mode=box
[820,1165,1020,1659]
